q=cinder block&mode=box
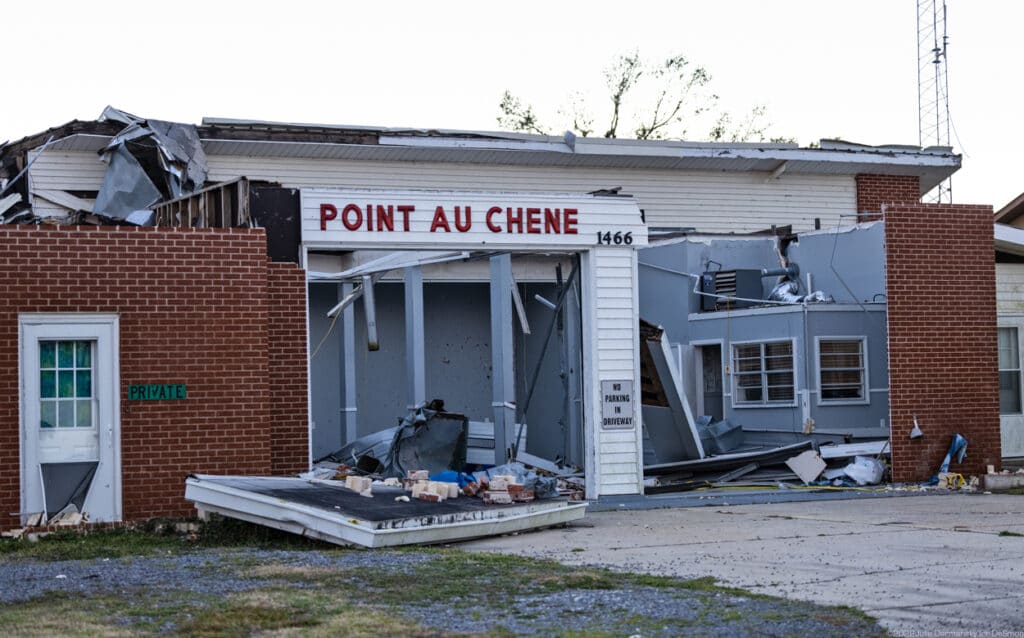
[407,470,429,481]
[512,489,535,503]
[345,475,372,493]
[489,476,511,491]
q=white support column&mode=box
[582,247,644,499]
[340,282,358,444]
[490,255,516,465]
[404,266,426,408]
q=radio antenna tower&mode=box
[917,0,952,203]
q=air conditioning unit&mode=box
[700,269,763,311]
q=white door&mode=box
[20,314,121,523]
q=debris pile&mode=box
[310,461,566,507]
[1,506,88,540]
[982,465,1024,492]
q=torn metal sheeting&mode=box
[184,475,586,548]
[643,440,813,476]
[93,145,163,219]
[308,250,473,282]
[94,107,208,219]
[317,402,467,478]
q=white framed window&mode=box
[816,337,868,405]
[731,339,796,407]
[38,340,96,430]
[998,327,1021,415]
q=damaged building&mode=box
[0,109,1002,532]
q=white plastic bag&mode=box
[842,455,885,486]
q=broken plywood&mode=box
[785,450,826,484]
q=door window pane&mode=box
[40,402,56,429]
[58,342,74,367]
[39,342,56,369]
[75,342,91,368]
[40,371,56,398]
[76,400,93,428]
[57,400,74,428]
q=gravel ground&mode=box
[0,548,882,636]
[0,549,430,604]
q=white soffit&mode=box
[995,223,1024,255]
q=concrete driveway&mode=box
[460,492,1024,636]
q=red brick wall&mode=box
[857,174,920,220]
[268,262,309,474]
[0,226,309,530]
[885,204,1001,481]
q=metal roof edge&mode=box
[995,191,1024,224]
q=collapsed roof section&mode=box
[92,107,208,220]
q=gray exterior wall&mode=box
[638,222,889,442]
[687,306,888,438]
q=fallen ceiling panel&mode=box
[184,474,586,548]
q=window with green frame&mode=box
[39,340,95,429]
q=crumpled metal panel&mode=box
[93,106,208,220]
[92,146,163,219]
[318,402,468,478]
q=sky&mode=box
[1,1,1018,209]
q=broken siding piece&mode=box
[818,440,889,459]
[32,189,94,213]
[0,193,21,216]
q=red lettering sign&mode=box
[320,204,338,231]
[318,202,589,237]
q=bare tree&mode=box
[499,51,787,143]
[497,91,549,136]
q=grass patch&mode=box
[0,593,135,637]
[0,517,340,562]
[0,522,888,637]
[0,527,183,562]
[178,603,317,636]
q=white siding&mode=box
[997,263,1024,315]
[24,148,857,233]
[209,156,855,233]
[27,150,106,219]
[996,264,1024,457]
[585,247,644,496]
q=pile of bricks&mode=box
[344,475,374,497]
[341,468,539,505]
[481,474,534,504]
[402,470,458,503]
